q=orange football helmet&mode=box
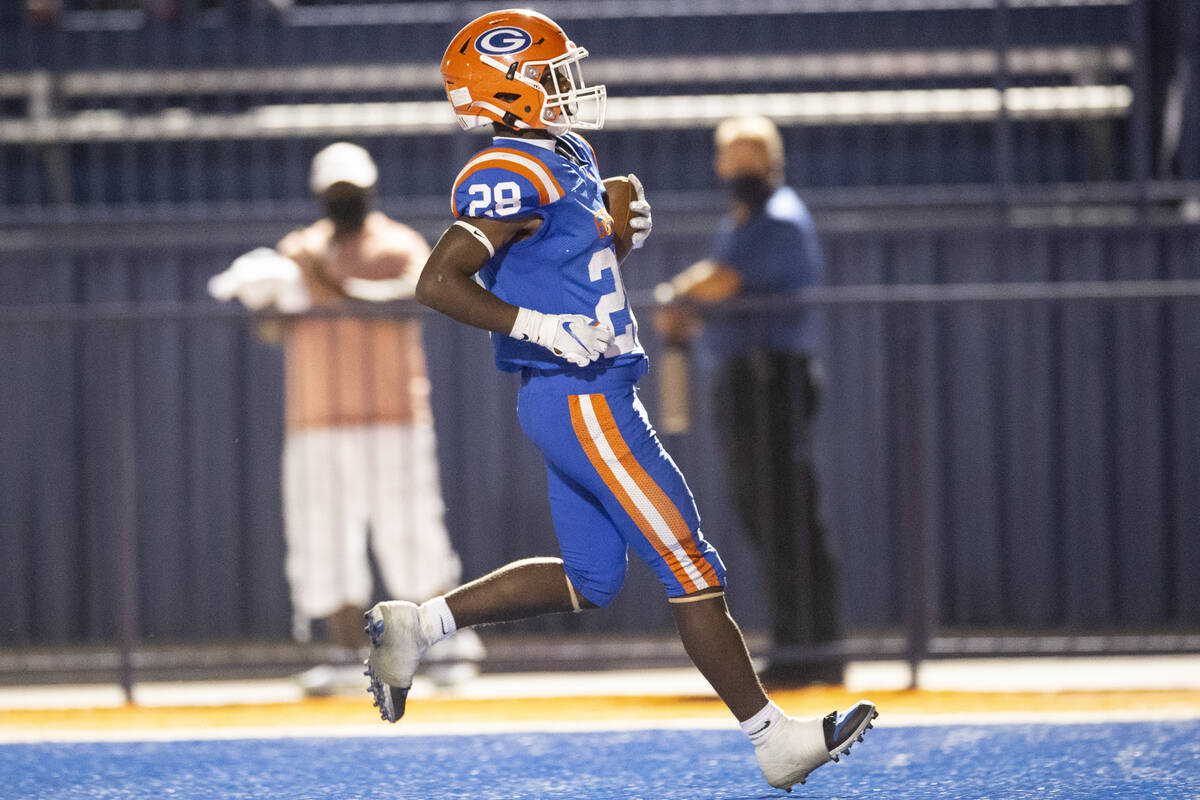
[441,9,606,134]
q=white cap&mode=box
[309,142,378,195]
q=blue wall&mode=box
[1,1,1197,646]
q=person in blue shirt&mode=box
[654,115,842,688]
[360,10,875,791]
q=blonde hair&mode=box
[714,115,785,174]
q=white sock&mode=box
[418,596,457,645]
[741,700,785,745]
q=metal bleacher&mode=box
[0,0,1150,211]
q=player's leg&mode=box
[365,552,608,719]
[364,555,588,720]
[565,391,761,718]
[445,555,597,625]
[364,452,623,721]
[566,385,877,790]
[668,589,873,788]
[561,388,759,717]
[435,459,629,629]
[366,461,623,690]
[668,588,767,720]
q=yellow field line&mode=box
[3,688,1199,733]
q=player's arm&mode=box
[416,216,529,333]
[417,216,614,367]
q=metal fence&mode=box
[2,213,1198,693]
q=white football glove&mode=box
[510,307,615,367]
[627,173,652,250]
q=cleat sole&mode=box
[828,704,879,762]
[365,664,408,723]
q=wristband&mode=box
[509,306,544,342]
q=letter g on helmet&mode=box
[474,27,532,56]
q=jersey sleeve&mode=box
[451,147,565,219]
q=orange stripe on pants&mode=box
[570,394,719,592]
[568,395,697,593]
[588,395,721,589]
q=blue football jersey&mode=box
[451,133,644,373]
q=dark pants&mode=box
[714,352,840,653]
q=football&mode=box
[603,175,636,260]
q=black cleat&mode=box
[366,665,408,723]
[824,701,879,760]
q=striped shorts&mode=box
[517,363,726,606]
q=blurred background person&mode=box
[653,116,840,688]
[208,142,483,695]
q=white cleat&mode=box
[363,601,430,723]
[754,700,878,791]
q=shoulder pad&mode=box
[452,146,565,218]
[562,133,599,171]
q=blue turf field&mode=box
[4,720,1198,799]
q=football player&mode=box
[362,9,877,791]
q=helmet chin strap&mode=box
[542,115,572,135]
